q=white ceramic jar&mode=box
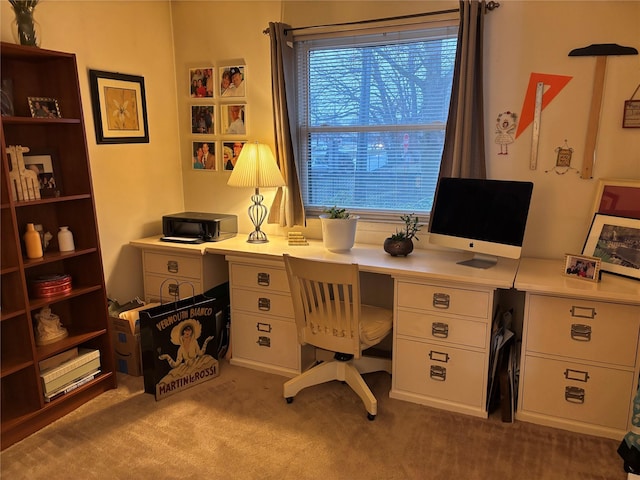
[58,226,75,252]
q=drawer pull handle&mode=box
[565,386,585,404]
[430,365,447,381]
[256,336,271,347]
[168,283,179,297]
[257,272,270,286]
[256,322,272,333]
[428,350,449,363]
[432,322,449,338]
[167,260,179,274]
[258,297,271,311]
[570,324,592,342]
[433,293,450,309]
[570,306,596,319]
[564,369,589,382]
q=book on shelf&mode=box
[38,347,79,372]
[44,369,100,403]
[40,348,101,395]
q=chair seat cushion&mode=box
[359,305,392,347]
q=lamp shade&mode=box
[227,142,285,188]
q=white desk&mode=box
[514,257,640,440]
[132,235,518,418]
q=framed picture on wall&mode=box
[89,70,149,144]
[219,65,246,98]
[192,141,216,170]
[222,141,246,171]
[191,105,214,134]
[220,104,246,135]
[189,67,214,98]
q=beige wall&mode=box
[2,1,639,302]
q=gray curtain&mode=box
[267,22,306,228]
[439,0,487,179]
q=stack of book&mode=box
[39,347,101,402]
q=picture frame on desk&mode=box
[563,253,601,282]
[582,214,640,281]
[89,69,149,144]
[22,148,62,198]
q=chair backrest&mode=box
[283,254,362,357]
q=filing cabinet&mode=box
[517,293,640,439]
[226,255,315,377]
[141,249,228,303]
[390,278,495,418]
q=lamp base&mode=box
[246,190,269,244]
[247,230,269,244]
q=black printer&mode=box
[161,212,237,243]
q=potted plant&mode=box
[319,206,359,252]
[383,214,422,256]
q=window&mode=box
[295,23,458,221]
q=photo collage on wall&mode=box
[189,65,247,171]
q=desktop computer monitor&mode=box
[428,177,534,269]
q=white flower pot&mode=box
[319,215,359,252]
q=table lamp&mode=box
[227,142,285,243]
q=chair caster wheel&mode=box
[286,397,294,404]
[367,413,376,421]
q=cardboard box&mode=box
[110,316,142,376]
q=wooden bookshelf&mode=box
[1,42,116,450]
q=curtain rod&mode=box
[263,2,500,35]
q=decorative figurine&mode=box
[34,307,68,346]
[495,111,517,155]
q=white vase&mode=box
[319,215,359,252]
[58,226,75,252]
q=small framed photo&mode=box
[22,148,62,197]
[563,253,601,282]
[220,104,246,135]
[189,67,214,98]
[582,214,640,280]
[89,70,149,144]
[192,141,216,170]
[219,66,246,98]
[222,141,246,171]
[191,105,214,134]
[28,97,61,118]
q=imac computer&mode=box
[428,177,534,269]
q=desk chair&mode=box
[282,254,392,420]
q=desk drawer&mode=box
[231,311,299,370]
[397,282,490,320]
[231,288,293,319]
[396,309,487,349]
[144,252,201,279]
[526,295,640,367]
[231,263,289,293]
[145,274,202,302]
[394,338,485,407]
[521,355,633,431]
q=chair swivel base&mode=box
[283,355,391,420]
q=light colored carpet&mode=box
[0,360,626,479]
